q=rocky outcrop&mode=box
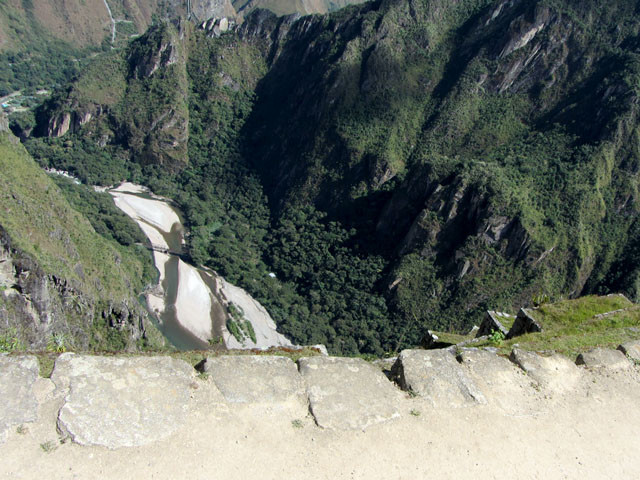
[46,106,104,138]
[0,226,149,351]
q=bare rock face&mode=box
[203,355,305,405]
[51,354,195,449]
[507,308,543,339]
[298,356,403,430]
[510,348,581,394]
[47,112,72,137]
[618,340,640,363]
[0,111,9,133]
[191,0,236,22]
[576,348,631,370]
[391,349,486,407]
[0,355,39,444]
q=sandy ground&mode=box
[111,182,149,194]
[175,260,212,342]
[220,277,293,349]
[111,192,180,235]
[1,366,639,479]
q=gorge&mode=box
[109,182,293,350]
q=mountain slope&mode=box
[25,0,640,354]
[0,114,161,351]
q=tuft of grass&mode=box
[40,440,57,453]
[0,329,24,352]
[291,419,304,429]
[410,409,421,417]
[36,353,59,378]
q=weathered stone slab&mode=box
[203,355,305,404]
[0,355,39,443]
[51,354,195,449]
[576,348,631,370]
[510,348,581,393]
[298,356,403,430]
[618,340,640,363]
[507,308,543,339]
[458,348,533,413]
[392,349,486,407]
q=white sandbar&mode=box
[175,260,212,342]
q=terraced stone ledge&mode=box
[0,343,638,450]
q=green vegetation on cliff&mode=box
[23,0,640,354]
[0,129,159,351]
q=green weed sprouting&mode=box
[47,333,67,353]
[488,329,506,346]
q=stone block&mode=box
[576,348,631,370]
[203,355,305,404]
[618,340,640,363]
[510,348,580,393]
[391,349,486,407]
[51,354,195,449]
[0,355,39,443]
[507,308,543,338]
[298,356,402,430]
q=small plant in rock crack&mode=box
[196,371,210,380]
[47,333,67,353]
[291,419,304,429]
[407,389,418,398]
[488,329,505,347]
[410,409,421,417]
[40,440,57,453]
[16,425,28,435]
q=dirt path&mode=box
[1,365,639,479]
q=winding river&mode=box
[109,182,293,351]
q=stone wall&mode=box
[2,341,639,449]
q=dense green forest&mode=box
[21,0,640,354]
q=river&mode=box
[109,182,294,351]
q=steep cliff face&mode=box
[38,21,191,170]
[235,0,640,310]
[0,119,162,351]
